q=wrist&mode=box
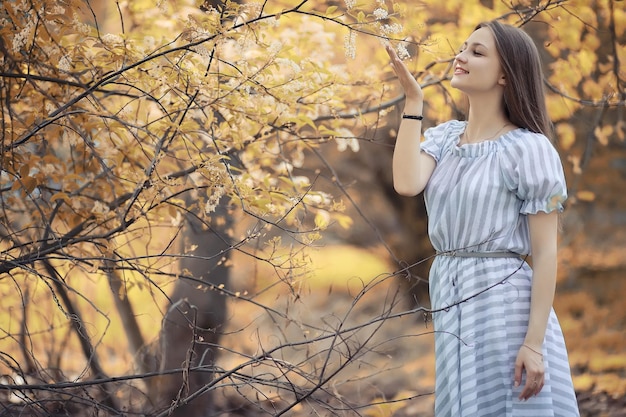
[521,343,543,356]
[522,338,543,350]
[403,105,423,118]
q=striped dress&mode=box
[421,120,580,417]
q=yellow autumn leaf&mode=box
[556,123,576,151]
[547,95,576,122]
[582,32,600,53]
[50,192,72,204]
[582,79,604,100]
[572,374,595,392]
[314,210,330,229]
[588,353,626,373]
[335,213,354,229]
[577,48,596,75]
[591,370,626,395]
[576,190,595,202]
[594,125,613,146]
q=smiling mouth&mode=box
[454,67,469,75]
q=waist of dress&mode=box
[435,250,526,259]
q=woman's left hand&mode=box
[514,344,545,400]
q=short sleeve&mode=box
[501,132,567,214]
[421,120,463,163]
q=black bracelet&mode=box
[402,114,423,120]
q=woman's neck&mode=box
[464,95,510,143]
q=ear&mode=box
[498,74,506,86]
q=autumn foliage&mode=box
[0,0,624,416]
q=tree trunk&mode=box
[145,201,231,416]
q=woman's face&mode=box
[451,27,506,95]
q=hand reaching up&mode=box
[385,43,423,103]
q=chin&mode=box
[450,78,465,91]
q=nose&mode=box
[455,50,467,63]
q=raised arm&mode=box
[386,44,436,196]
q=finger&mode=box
[524,375,544,400]
[535,382,544,396]
[386,43,399,60]
[519,382,530,400]
[513,361,522,388]
[385,44,393,58]
[520,380,535,401]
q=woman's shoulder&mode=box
[423,119,465,143]
[421,120,465,162]
[498,128,565,186]
[499,128,558,158]
[498,129,567,210]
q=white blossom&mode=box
[396,43,410,60]
[344,30,356,59]
[101,33,124,46]
[344,0,356,10]
[58,54,71,72]
[373,8,388,20]
[72,13,91,35]
[291,176,310,188]
[92,200,110,215]
[245,2,262,16]
[11,20,34,53]
[265,203,279,214]
[45,102,56,114]
[336,137,360,152]
[205,186,225,214]
[380,23,403,36]
[276,161,294,174]
[304,192,332,206]
[335,128,360,152]
[266,16,280,27]
[284,80,305,94]
[291,148,305,168]
[48,5,66,14]
[192,44,212,59]
[275,57,301,74]
[170,211,183,227]
[269,40,283,55]
[41,164,57,175]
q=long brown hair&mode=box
[476,21,552,138]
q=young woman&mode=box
[386,21,580,416]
